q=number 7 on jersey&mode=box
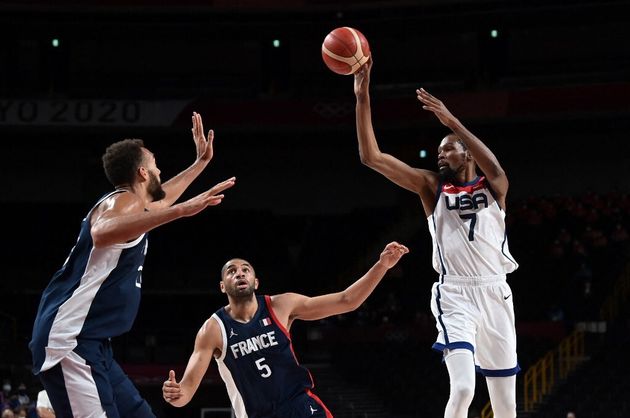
[459,213,477,241]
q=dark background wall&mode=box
[1,1,630,417]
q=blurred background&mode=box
[1,0,630,417]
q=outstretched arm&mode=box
[162,318,222,407]
[148,112,214,210]
[272,242,409,326]
[355,60,437,196]
[91,177,235,247]
[417,88,509,202]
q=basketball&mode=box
[321,27,370,75]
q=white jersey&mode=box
[427,176,518,278]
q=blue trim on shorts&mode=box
[475,364,521,377]
[432,341,475,353]
[434,283,449,345]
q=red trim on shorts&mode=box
[306,389,334,418]
[264,295,315,387]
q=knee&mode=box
[450,382,474,404]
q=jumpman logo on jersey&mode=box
[229,328,238,338]
[309,405,318,415]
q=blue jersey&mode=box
[212,295,314,418]
[30,190,148,374]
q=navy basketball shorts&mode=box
[38,339,155,418]
[276,390,333,418]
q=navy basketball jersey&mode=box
[212,295,314,418]
[30,190,148,374]
[428,176,518,277]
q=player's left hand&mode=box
[378,241,409,269]
[416,88,458,128]
[192,112,214,163]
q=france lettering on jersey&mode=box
[29,190,148,374]
[212,295,314,418]
[427,176,518,278]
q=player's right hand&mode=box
[354,57,373,99]
[163,370,182,404]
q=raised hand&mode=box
[378,241,409,269]
[191,112,214,163]
[416,88,458,128]
[354,57,373,99]
[178,177,236,217]
[163,370,182,404]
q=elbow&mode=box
[340,292,361,312]
[359,153,378,168]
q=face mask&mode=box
[2,384,10,392]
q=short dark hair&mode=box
[102,139,145,187]
[445,133,467,151]
[221,259,255,279]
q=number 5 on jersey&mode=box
[255,357,272,378]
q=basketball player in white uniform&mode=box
[353,58,519,418]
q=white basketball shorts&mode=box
[430,274,520,376]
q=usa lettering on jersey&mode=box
[444,192,489,211]
[428,177,518,277]
[230,331,278,359]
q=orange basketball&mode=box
[321,27,370,75]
